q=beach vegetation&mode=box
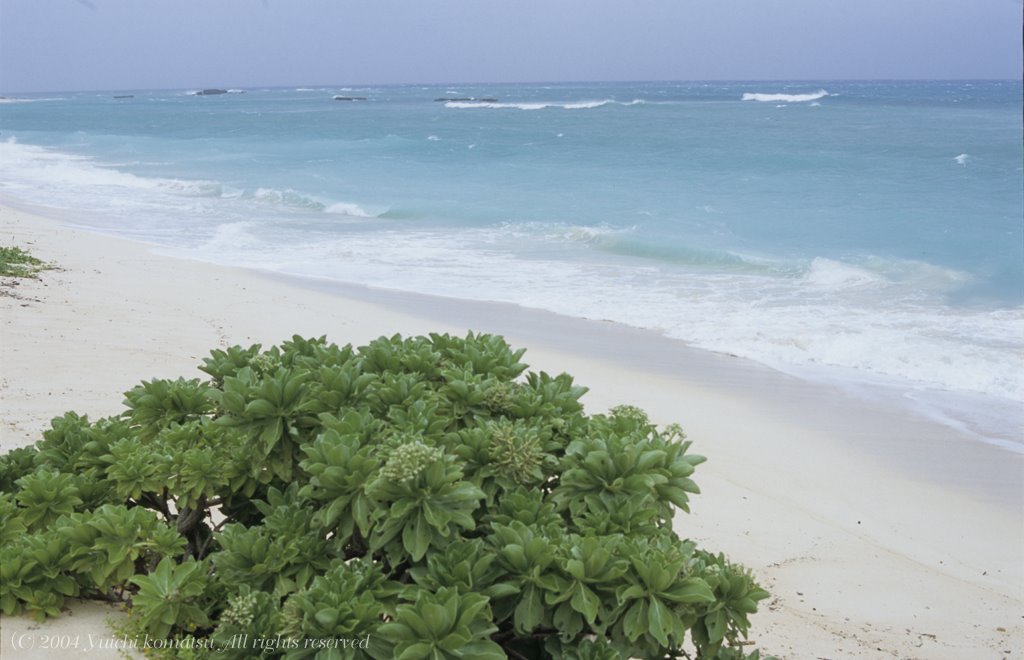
[0,332,770,659]
[0,245,54,278]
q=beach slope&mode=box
[1,203,1021,658]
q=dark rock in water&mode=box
[113,95,134,99]
[333,96,367,101]
[479,98,498,103]
[196,88,228,96]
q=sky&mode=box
[0,0,1020,93]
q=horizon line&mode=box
[2,77,1021,96]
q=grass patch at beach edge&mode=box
[0,245,55,278]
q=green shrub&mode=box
[0,332,770,658]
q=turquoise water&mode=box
[2,81,1022,442]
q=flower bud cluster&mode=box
[483,382,515,414]
[489,421,542,484]
[248,353,280,376]
[379,441,443,481]
[221,591,257,629]
[610,404,649,426]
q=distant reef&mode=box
[113,95,134,99]
[434,97,498,102]
[333,95,368,101]
[195,88,227,96]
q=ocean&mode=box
[1,80,1021,447]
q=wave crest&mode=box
[445,99,643,111]
[155,179,224,197]
[248,188,374,217]
[325,202,374,217]
[0,97,67,104]
[742,90,829,103]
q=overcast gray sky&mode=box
[0,0,1020,93]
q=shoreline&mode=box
[256,269,1024,509]
[152,240,1024,453]
[2,201,1022,658]
[3,136,1022,450]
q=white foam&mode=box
[324,202,374,217]
[562,100,613,109]
[742,90,829,103]
[0,97,66,104]
[803,258,882,290]
[499,221,633,246]
[160,221,290,270]
[0,140,222,197]
[246,187,380,218]
[445,99,628,111]
[271,225,1021,410]
[445,101,544,110]
[427,135,440,141]
[954,153,970,166]
[250,187,363,214]
[286,230,1023,411]
[0,143,381,232]
[155,179,224,197]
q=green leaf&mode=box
[459,640,506,659]
[315,607,340,628]
[663,577,716,603]
[260,417,284,454]
[404,512,432,562]
[245,398,277,417]
[570,583,600,624]
[514,584,543,633]
[648,596,672,647]
[421,602,450,635]
[396,642,433,660]
[706,608,728,644]
[622,600,647,641]
[379,622,415,641]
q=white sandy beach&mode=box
[1,202,1021,659]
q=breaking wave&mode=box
[0,97,66,104]
[0,142,378,221]
[445,99,643,110]
[246,188,376,217]
[742,90,829,103]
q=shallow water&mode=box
[2,80,1021,444]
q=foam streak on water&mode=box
[742,89,829,102]
[1,81,1021,446]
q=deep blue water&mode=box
[2,80,1022,440]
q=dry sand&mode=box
[1,202,1021,659]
